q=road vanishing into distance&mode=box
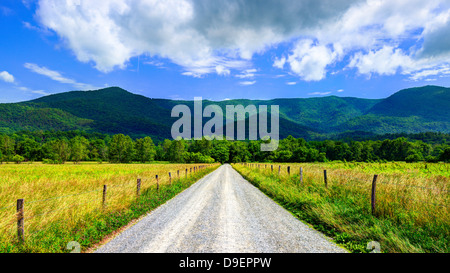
[95,164,347,253]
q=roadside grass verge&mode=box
[0,163,219,253]
[232,163,449,253]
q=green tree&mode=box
[183,152,215,163]
[228,141,250,163]
[405,147,424,162]
[0,135,15,161]
[12,154,25,164]
[276,150,293,162]
[350,141,363,161]
[43,139,70,163]
[307,148,327,162]
[189,138,213,156]
[167,140,186,163]
[108,134,134,163]
[361,141,376,162]
[157,139,172,161]
[439,147,450,162]
[70,136,89,163]
[135,136,156,163]
[405,152,422,162]
[54,139,70,163]
[89,139,108,162]
[293,146,309,162]
[16,138,41,161]
[211,141,229,163]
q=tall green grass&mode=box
[0,163,219,253]
[232,163,449,253]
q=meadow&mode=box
[232,162,449,253]
[0,162,219,253]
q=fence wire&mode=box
[240,163,449,209]
[0,164,215,244]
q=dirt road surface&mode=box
[95,164,347,253]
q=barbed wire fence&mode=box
[0,164,214,244]
[238,163,450,216]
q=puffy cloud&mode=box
[279,0,450,80]
[273,57,286,69]
[314,0,450,78]
[34,0,450,81]
[35,0,357,75]
[287,40,338,81]
[348,46,414,76]
[215,65,230,76]
[417,11,450,60]
[0,71,14,83]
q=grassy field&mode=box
[0,162,219,253]
[232,162,449,253]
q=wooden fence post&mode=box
[17,199,24,242]
[371,175,378,216]
[300,167,303,184]
[102,185,107,208]
[287,166,290,175]
[324,170,328,188]
[169,172,172,184]
[278,165,281,175]
[136,179,141,198]
[185,168,188,178]
[156,175,159,191]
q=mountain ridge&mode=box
[0,85,448,141]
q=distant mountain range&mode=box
[0,85,449,141]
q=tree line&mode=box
[0,131,449,164]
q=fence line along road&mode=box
[0,164,213,243]
[239,162,449,215]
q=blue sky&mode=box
[1,0,450,103]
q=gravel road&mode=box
[95,164,347,253]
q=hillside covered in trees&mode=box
[0,85,448,164]
[0,85,449,141]
[1,131,449,164]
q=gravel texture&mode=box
[95,164,347,253]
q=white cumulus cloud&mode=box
[34,0,450,81]
[348,46,414,76]
[0,71,14,83]
[35,0,357,76]
[287,39,338,81]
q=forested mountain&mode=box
[0,85,449,140]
